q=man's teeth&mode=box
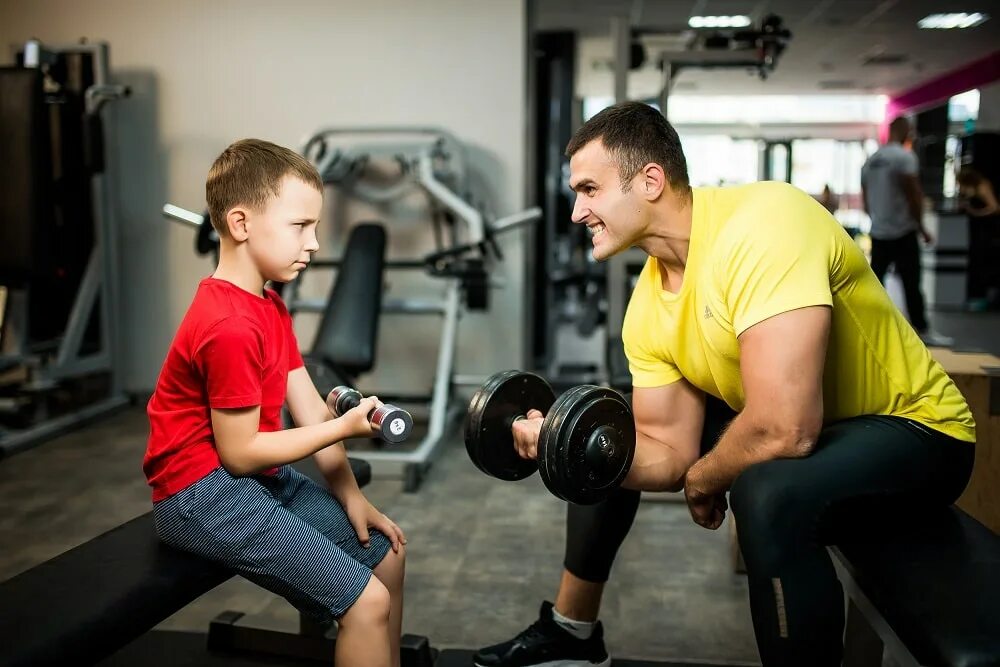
[589,224,606,236]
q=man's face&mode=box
[568,140,643,261]
[246,175,322,283]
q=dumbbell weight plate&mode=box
[537,384,592,502]
[539,386,635,505]
[464,371,555,481]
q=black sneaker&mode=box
[473,601,611,667]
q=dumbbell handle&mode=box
[327,386,413,444]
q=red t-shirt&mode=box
[144,278,304,501]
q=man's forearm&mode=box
[688,410,809,495]
[623,432,693,493]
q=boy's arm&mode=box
[212,393,376,478]
[284,367,365,501]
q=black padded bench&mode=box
[0,459,375,667]
[831,506,1000,667]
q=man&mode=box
[861,116,953,346]
[475,102,975,667]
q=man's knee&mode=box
[730,462,811,563]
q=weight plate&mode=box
[540,386,635,505]
[537,384,592,502]
[464,370,555,481]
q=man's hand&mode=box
[512,409,545,459]
[343,494,406,553]
[919,227,934,245]
[684,463,727,530]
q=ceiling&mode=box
[533,0,1000,97]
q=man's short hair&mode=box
[565,101,690,195]
[888,116,911,143]
[206,139,322,237]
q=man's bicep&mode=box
[738,306,829,437]
[632,380,706,464]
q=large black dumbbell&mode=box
[464,370,635,505]
[327,386,414,444]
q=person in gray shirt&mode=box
[861,116,952,346]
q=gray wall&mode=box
[0,0,528,394]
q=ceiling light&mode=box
[917,13,989,29]
[689,15,752,29]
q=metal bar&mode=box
[612,17,630,103]
[46,352,112,380]
[0,395,131,458]
[659,60,674,118]
[162,204,204,228]
[291,298,447,316]
[416,152,485,245]
[360,280,462,469]
[493,207,543,233]
[54,251,101,371]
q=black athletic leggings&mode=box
[563,396,974,667]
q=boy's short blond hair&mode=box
[206,139,322,237]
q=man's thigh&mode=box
[734,416,972,543]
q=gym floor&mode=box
[1,309,997,666]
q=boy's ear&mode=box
[225,207,249,242]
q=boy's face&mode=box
[246,175,322,283]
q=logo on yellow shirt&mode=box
[704,306,713,320]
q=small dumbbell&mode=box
[326,386,413,444]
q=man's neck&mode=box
[637,191,694,291]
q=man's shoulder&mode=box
[723,182,815,228]
[712,182,835,259]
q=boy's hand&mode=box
[341,396,382,438]
[343,495,407,553]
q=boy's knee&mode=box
[343,578,391,626]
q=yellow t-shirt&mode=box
[622,181,975,442]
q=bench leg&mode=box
[842,599,884,667]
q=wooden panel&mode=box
[930,348,1000,534]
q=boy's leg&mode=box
[154,468,392,667]
[372,545,405,667]
[728,416,973,667]
[267,466,402,666]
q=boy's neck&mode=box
[212,251,267,297]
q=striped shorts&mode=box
[153,465,392,621]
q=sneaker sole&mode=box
[474,658,612,667]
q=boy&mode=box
[144,139,406,667]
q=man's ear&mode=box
[641,162,666,201]
[225,207,249,242]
